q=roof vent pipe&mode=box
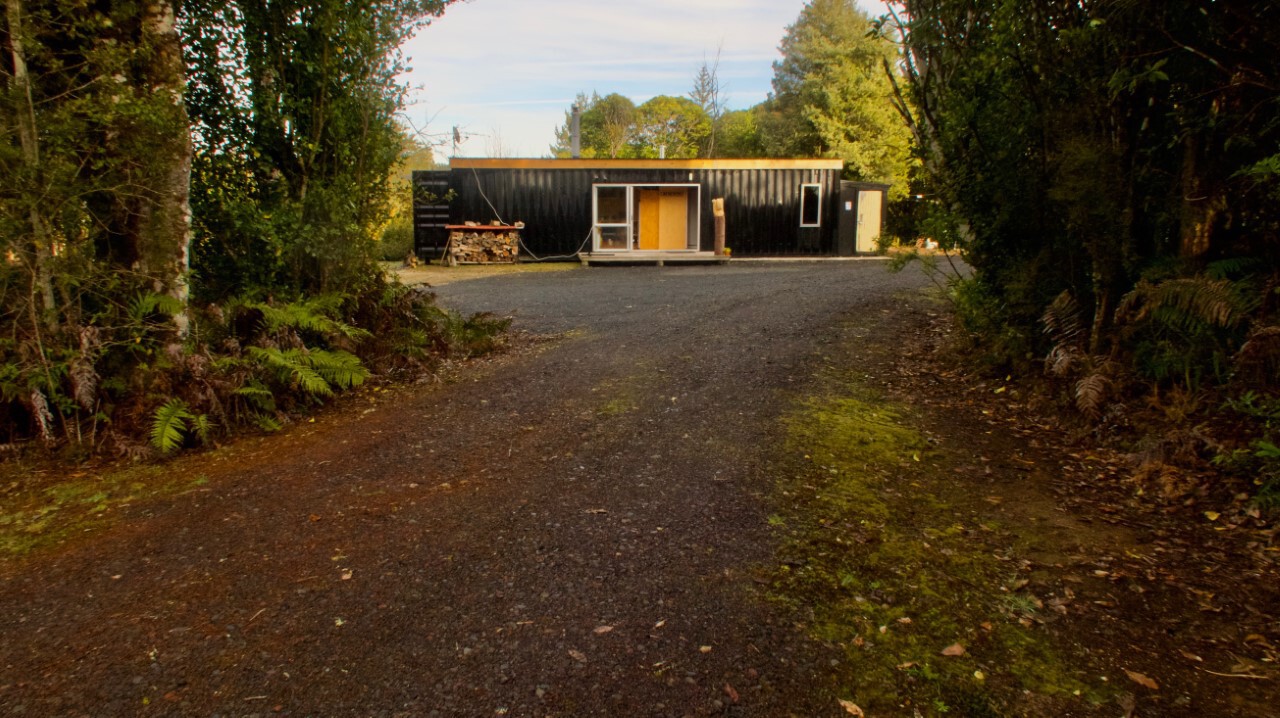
[571,104,581,159]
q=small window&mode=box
[800,184,821,227]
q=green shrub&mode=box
[378,216,415,262]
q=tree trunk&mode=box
[5,0,56,326]
[134,0,194,333]
[1178,134,1223,261]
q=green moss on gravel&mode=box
[768,374,1105,716]
[0,463,207,558]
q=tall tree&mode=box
[183,0,455,298]
[766,0,911,192]
[689,47,726,157]
[550,92,637,158]
[891,0,1280,372]
[631,95,710,159]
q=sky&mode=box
[398,0,889,162]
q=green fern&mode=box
[233,382,276,411]
[252,413,283,433]
[150,398,195,454]
[306,349,369,390]
[243,296,372,342]
[248,347,334,396]
[131,292,186,322]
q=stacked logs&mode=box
[444,223,521,264]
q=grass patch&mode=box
[769,377,1103,716]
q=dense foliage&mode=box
[1,0,508,457]
[889,0,1280,497]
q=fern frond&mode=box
[191,414,213,444]
[1042,290,1085,349]
[150,398,194,454]
[1117,277,1253,332]
[131,292,185,321]
[248,347,334,397]
[1205,257,1261,281]
[252,413,283,433]
[1074,372,1110,418]
[306,349,369,390]
[250,297,372,342]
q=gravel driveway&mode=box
[1,261,932,717]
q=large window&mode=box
[593,184,702,252]
[800,183,821,227]
[594,186,630,250]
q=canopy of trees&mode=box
[0,0,511,454]
[890,0,1280,471]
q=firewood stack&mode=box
[444,223,522,264]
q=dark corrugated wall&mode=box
[430,166,843,258]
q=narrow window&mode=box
[800,183,821,227]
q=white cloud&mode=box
[399,0,890,160]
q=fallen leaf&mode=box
[1204,511,1220,521]
[723,683,740,704]
[838,699,865,716]
[896,661,919,670]
[896,617,913,624]
[593,625,614,635]
[1124,670,1159,690]
[699,645,712,653]
[974,670,985,681]
[568,649,587,663]
[941,643,967,657]
[340,569,352,580]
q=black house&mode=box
[413,158,888,260]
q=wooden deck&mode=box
[579,251,729,266]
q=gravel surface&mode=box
[0,261,931,717]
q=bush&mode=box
[378,216,415,262]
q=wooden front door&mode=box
[638,189,661,250]
[658,189,688,250]
[637,187,689,251]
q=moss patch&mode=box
[769,377,1106,716]
[0,463,207,559]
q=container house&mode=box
[413,158,887,261]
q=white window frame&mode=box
[799,183,822,228]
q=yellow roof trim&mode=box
[450,158,844,171]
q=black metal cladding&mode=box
[412,170,452,259]
[417,165,845,258]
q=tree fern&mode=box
[150,398,195,454]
